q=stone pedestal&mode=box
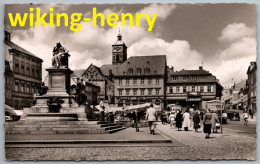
[45,68,73,96]
[21,67,87,122]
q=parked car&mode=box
[216,109,228,124]
[227,111,240,121]
[5,105,22,121]
[5,111,13,122]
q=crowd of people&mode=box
[160,109,222,139]
[97,101,254,138]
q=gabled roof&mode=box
[5,40,43,61]
[233,79,247,91]
[79,64,114,83]
[114,55,166,76]
[73,69,85,77]
[100,64,118,77]
[70,73,99,88]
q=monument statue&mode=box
[52,42,70,68]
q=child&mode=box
[169,111,176,128]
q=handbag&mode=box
[216,123,220,129]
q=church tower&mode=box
[112,31,127,65]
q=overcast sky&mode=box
[5,3,256,87]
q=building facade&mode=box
[114,55,167,107]
[81,64,115,103]
[74,32,224,109]
[246,62,257,113]
[70,74,100,105]
[230,80,246,109]
[5,60,13,106]
[221,88,232,109]
[5,31,43,110]
[166,66,223,110]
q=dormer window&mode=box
[136,68,142,74]
[127,68,133,74]
[144,67,150,74]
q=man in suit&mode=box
[145,104,157,135]
[132,109,141,132]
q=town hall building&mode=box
[75,32,223,108]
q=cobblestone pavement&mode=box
[5,121,256,161]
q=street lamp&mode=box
[221,98,223,134]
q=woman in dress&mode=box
[183,110,190,131]
[168,111,176,128]
[203,109,212,139]
[175,111,183,131]
[193,111,200,132]
[211,110,219,133]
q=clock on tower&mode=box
[112,32,127,65]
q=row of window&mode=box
[127,67,150,75]
[5,91,11,100]
[117,100,161,107]
[84,72,101,80]
[168,86,213,93]
[14,61,41,79]
[118,78,160,86]
[171,76,212,80]
[14,80,39,94]
[118,88,161,96]
[5,77,12,85]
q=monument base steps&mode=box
[5,121,126,134]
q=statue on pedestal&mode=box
[52,42,70,68]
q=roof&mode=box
[233,79,246,91]
[5,40,43,61]
[114,55,166,76]
[71,73,100,88]
[100,64,118,77]
[171,69,212,76]
[112,33,127,46]
[79,64,114,83]
[167,67,221,84]
[73,69,85,77]
[113,40,126,45]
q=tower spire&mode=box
[117,28,122,41]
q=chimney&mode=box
[109,69,112,80]
[5,31,11,41]
[199,66,203,70]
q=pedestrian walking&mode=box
[242,111,249,126]
[249,109,254,119]
[161,112,165,124]
[99,99,105,122]
[132,109,141,132]
[175,111,183,131]
[183,110,190,131]
[193,111,200,132]
[211,110,219,133]
[108,112,114,122]
[145,104,157,135]
[203,109,212,139]
[200,111,204,120]
[168,111,176,128]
